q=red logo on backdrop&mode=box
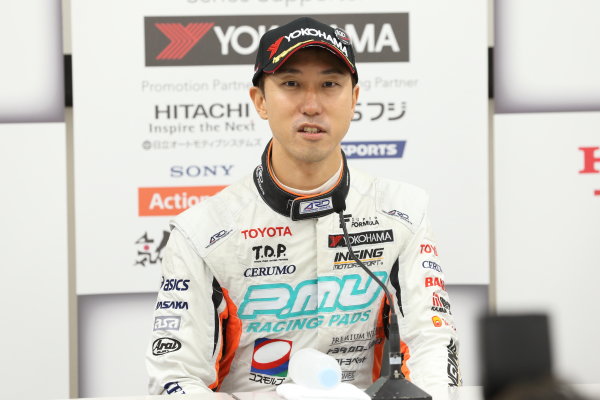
[578,147,600,196]
[138,186,226,216]
[155,22,215,60]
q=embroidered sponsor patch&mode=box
[152,337,182,355]
[153,316,181,331]
[250,338,293,377]
[299,197,333,214]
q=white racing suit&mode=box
[146,145,461,395]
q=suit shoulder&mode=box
[350,168,429,231]
[376,176,429,231]
[169,174,255,256]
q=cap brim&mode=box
[262,40,356,77]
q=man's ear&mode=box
[351,84,360,111]
[249,86,268,120]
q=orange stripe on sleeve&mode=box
[209,287,243,391]
[371,298,412,382]
[372,298,387,382]
[400,340,411,381]
[216,288,242,386]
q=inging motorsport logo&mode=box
[250,338,293,377]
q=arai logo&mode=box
[152,337,182,355]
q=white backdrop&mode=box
[495,112,600,383]
[495,0,600,113]
[0,1,64,123]
[72,0,488,294]
[0,123,70,399]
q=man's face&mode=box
[250,47,359,166]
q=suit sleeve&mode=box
[145,227,223,395]
[392,207,462,392]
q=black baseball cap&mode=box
[252,16,358,86]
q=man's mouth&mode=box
[302,127,321,133]
[298,124,326,134]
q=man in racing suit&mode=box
[146,16,461,395]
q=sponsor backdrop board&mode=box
[73,0,488,294]
[495,112,600,383]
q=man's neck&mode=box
[270,149,342,191]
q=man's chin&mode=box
[293,148,335,165]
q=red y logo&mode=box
[329,235,344,248]
[155,22,214,60]
[267,36,284,59]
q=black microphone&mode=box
[337,211,432,400]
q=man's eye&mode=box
[323,81,339,88]
[283,81,298,87]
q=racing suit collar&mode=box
[253,139,349,220]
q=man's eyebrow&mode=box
[275,67,346,75]
[321,68,346,75]
[275,67,302,75]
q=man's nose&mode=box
[300,87,322,116]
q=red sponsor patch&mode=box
[420,243,438,256]
[425,277,446,291]
[241,226,292,239]
[432,293,443,308]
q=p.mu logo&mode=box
[239,271,388,319]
